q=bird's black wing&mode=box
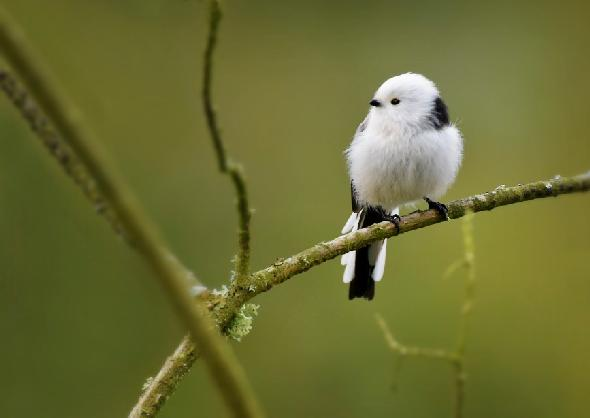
[429,97,450,130]
[351,182,360,213]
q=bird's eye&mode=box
[391,98,400,105]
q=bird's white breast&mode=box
[347,125,462,210]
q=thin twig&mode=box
[202,0,251,280]
[137,171,590,416]
[0,7,263,418]
[375,314,458,362]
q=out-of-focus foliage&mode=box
[0,1,588,417]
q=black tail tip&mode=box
[348,279,375,301]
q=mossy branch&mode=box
[202,0,251,280]
[0,7,263,418]
[234,172,590,302]
[132,336,200,417]
[137,170,590,416]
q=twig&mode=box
[137,171,590,416]
[202,0,251,280]
[376,212,476,418]
[0,7,263,418]
[375,314,458,362]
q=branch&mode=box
[202,0,251,280]
[137,170,590,416]
[131,336,199,417]
[234,172,590,304]
[0,7,263,418]
[0,69,127,235]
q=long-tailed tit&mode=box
[341,73,463,300]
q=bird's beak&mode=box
[369,99,381,107]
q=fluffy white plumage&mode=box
[341,73,463,299]
[348,73,463,209]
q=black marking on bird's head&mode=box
[429,97,450,130]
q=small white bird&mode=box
[341,73,463,300]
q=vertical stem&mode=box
[202,0,226,172]
[201,0,251,280]
[452,360,466,418]
[453,212,476,418]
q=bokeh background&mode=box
[1,1,589,417]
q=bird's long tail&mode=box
[341,207,396,300]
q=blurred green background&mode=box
[1,0,589,417]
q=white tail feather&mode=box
[369,207,397,282]
[341,211,359,234]
[371,240,387,281]
[341,211,361,282]
[341,251,352,266]
[367,240,383,265]
[342,253,356,283]
[371,207,397,281]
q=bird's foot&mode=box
[380,212,401,234]
[424,197,449,220]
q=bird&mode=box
[341,73,463,300]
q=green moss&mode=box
[226,303,260,342]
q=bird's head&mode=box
[367,73,446,134]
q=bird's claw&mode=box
[425,197,449,220]
[381,212,401,234]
